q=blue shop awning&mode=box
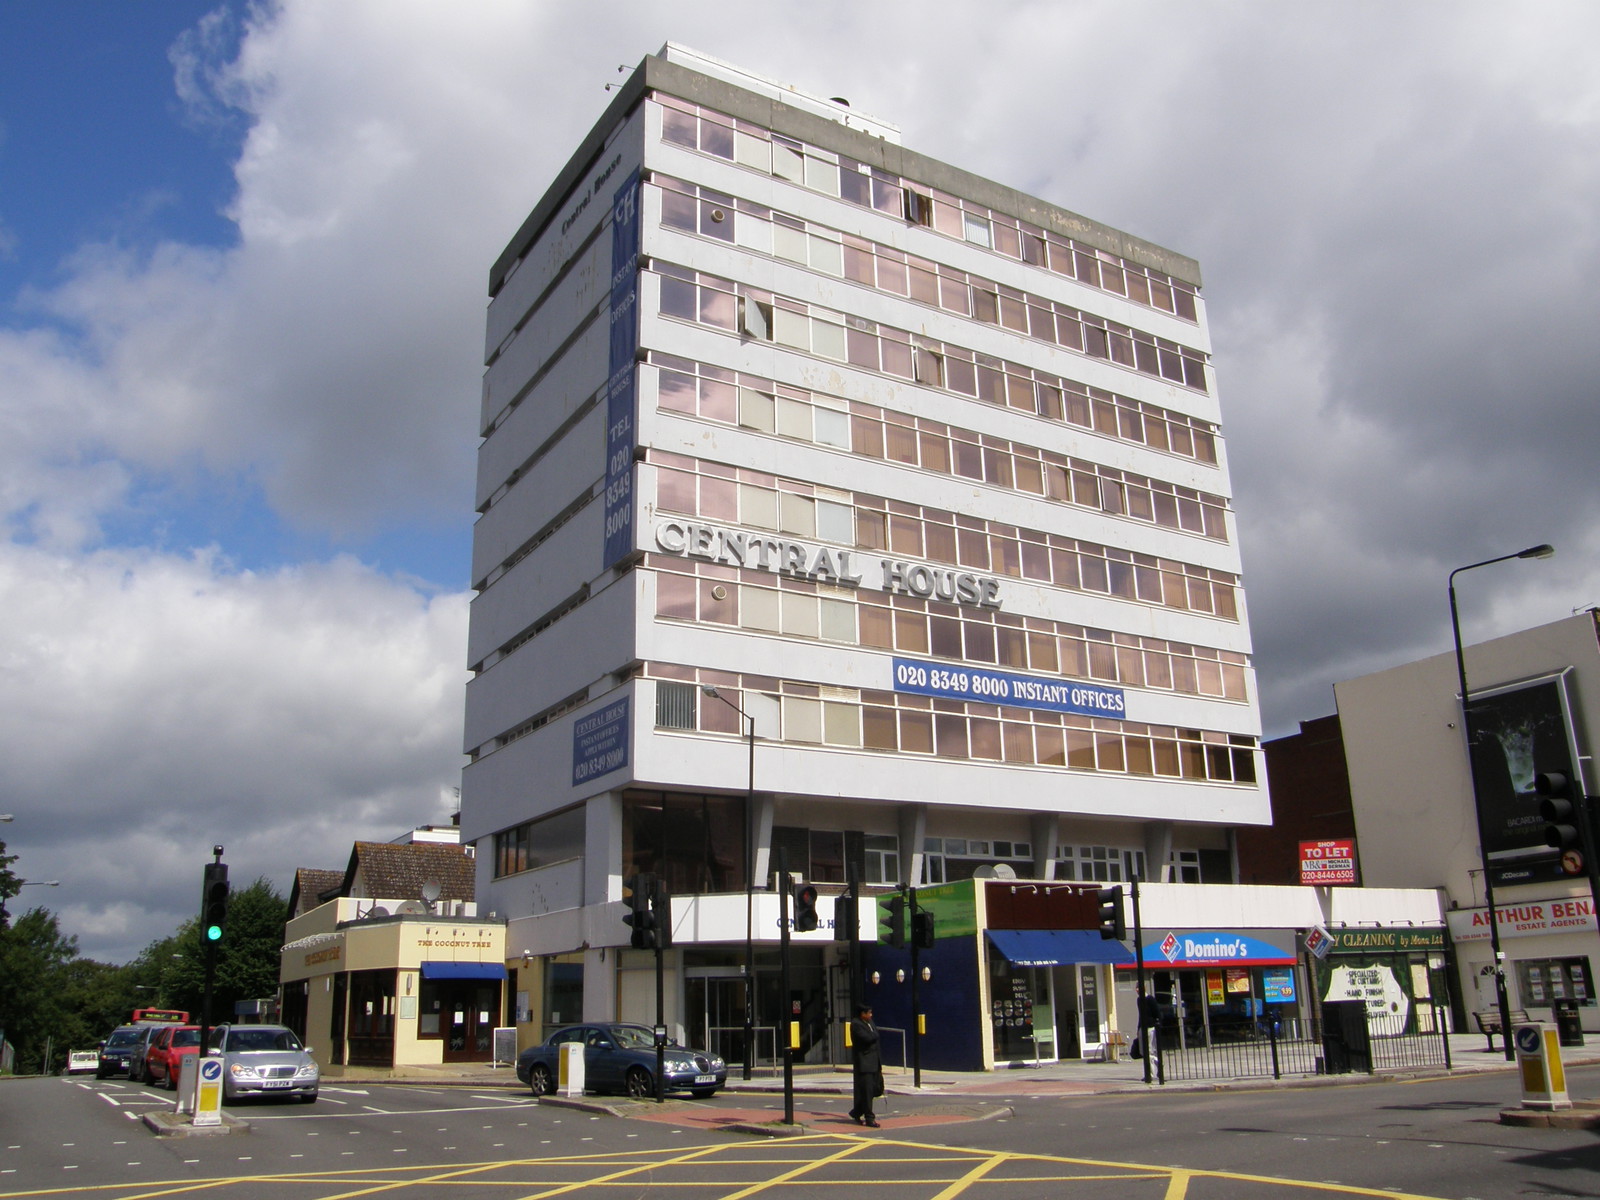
[419,961,507,981]
[987,929,1135,967]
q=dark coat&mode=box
[850,1016,882,1073]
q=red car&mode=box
[145,1025,203,1089]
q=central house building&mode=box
[462,45,1267,1069]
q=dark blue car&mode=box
[516,1023,726,1099]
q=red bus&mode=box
[131,1008,190,1025]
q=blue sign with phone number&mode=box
[891,657,1125,719]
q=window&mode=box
[624,791,748,895]
[494,806,586,878]
[656,681,697,730]
[1518,958,1594,1007]
[1055,845,1145,883]
[865,835,900,885]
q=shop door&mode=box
[442,983,499,1062]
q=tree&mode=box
[0,907,80,1074]
[0,836,18,930]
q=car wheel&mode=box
[95,1069,107,1080]
[625,1066,653,1100]
[528,1063,554,1097]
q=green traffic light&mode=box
[205,925,223,941]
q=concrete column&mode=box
[585,790,624,906]
[1144,822,1174,882]
[899,804,927,885]
[1031,813,1059,880]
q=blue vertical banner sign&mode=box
[603,170,642,569]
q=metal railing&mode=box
[1156,1009,1449,1083]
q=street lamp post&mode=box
[703,686,758,1081]
[1449,542,1554,1063]
[3,879,60,923]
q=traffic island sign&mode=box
[1514,1023,1570,1110]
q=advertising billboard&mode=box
[1465,674,1582,881]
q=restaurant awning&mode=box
[419,961,507,981]
[986,929,1134,967]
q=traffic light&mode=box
[1537,773,1583,857]
[832,893,857,942]
[1096,885,1126,941]
[201,862,230,945]
[878,892,907,949]
[623,874,657,950]
[911,909,935,949]
[793,882,819,932]
[649,879,673,950]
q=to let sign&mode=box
[1300,839,1356,886]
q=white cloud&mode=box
[0,543,468,960]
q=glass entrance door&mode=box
[686,973,749,1067]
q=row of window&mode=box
[652,557,1250,702]
[652,336,1215,466]
[655,359,1229,543]
[657,266,1209,444]
[654,676,1258,785]
[648,452,1242,620]
[657,177,1209,395]
[652,94,1200,323]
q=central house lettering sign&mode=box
[654,518,1003,609]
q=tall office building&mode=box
[463,46,1267,1067]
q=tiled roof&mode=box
[342,841,476,903]
[287,868,345,918]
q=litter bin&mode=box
[1320,1000,1372,1075]
[1552,999,1584,1047]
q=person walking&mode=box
[848,1003,882,1127]
[1136,987,1165,1084]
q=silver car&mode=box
[207,1024,319,1103]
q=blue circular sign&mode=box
[200,1058,223,1081]
[1515,1025,1542,1055]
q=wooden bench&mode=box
[1473,1009,1531,1052]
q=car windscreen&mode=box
[171,1029,202,1048]
[105,1029,142,1048]
[227,1028,303,1053]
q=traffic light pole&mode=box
[776,847,795,1124]
[1132,876,1151,1086]
[199,847,227,1052]
[653,877,666,1105]
[908,884,922,1088]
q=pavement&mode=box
[328,1030,1600,1103]
[124,1032,1600,1138]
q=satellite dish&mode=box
[396,900,426,915]
[366,904,390,918]
[991,863,1018,880]
[421,879,442,902]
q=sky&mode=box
[0,1,1596,964]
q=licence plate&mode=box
[694,1074,716,1085]
[261,1080,293,1089]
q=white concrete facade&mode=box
[461,46,1268,1053]
[1336,610,1600,1026]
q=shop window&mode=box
[1518,958,1593,1007]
